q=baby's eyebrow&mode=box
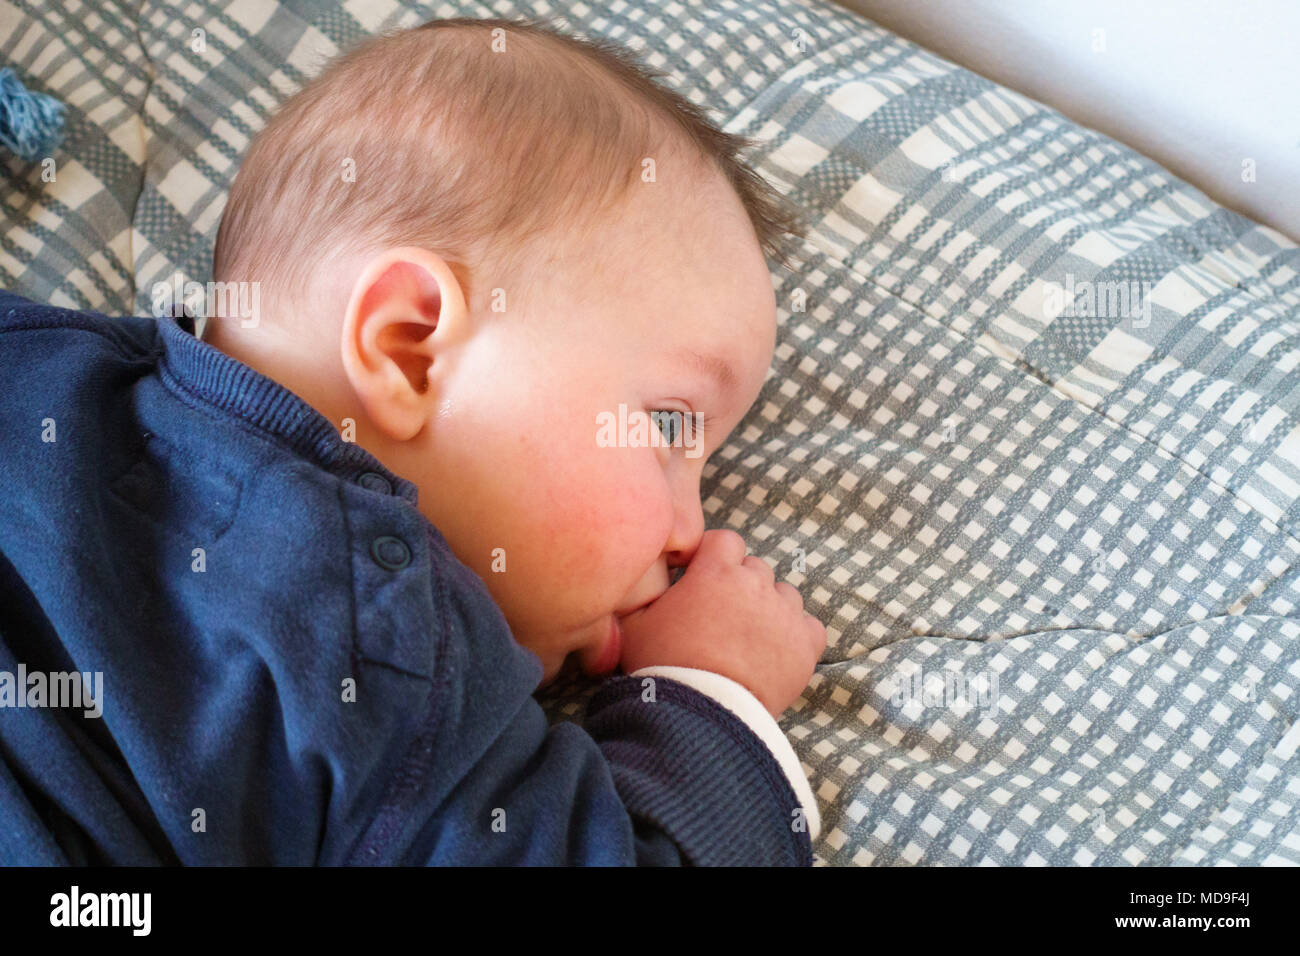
[670,347,737,393]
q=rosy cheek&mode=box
[537,443,671,580]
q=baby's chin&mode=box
[522,617,622,688]
[531,639,584,687]
[536,657,565,687]
[534,640,614,690]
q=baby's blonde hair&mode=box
[213,16,806,319]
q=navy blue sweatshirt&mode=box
[0,291,815,865]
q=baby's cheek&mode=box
[536,447,669,580]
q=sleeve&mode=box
[345,673,814,866]
[628,666,821,842]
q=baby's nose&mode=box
[663,502,705,568]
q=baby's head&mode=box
[205,17,805,683]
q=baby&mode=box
[0,17,824,865]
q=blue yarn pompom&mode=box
[0,66,66,161]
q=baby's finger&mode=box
[773,580,803,609]
[741,554,775,586]
[804,613,828,656]
[692,528,746,568]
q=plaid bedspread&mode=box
[3,0,1298,866]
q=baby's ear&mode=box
[339,247,468,442]
[355,257,444,330]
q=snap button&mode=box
[358,471,391,495]
[370,535,411,571]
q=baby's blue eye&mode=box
[650,409,707,448]
[651,409,683,445]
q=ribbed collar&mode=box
[155,315,419,506]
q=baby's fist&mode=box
[619,530,826,717]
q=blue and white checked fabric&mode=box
[2,0,1298,865]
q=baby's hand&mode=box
[618,529,827,718]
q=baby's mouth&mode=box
[579,614,623,677]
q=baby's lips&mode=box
[583,601,662,677]
[580,615,623,677]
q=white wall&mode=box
[835,0,1299,242]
